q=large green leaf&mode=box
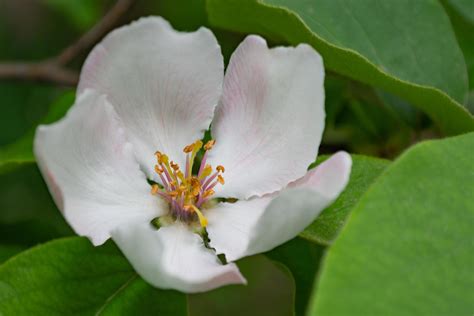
[188,255,296,316]
[300,155,390,245]
[0,165,72,238]
[446,0,474,24]
[0,92,74,173]
[41,0,102,31]
[0,237,186,315]
[206,0,474,135]
[443,0,474,113]
[266,238,325,316]
[309,133,474,315]
[0,245,24,264]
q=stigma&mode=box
[151,139,224,228]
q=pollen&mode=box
[151,184,160,195]
[217,174,225,185]
[154,165,163,174]
[151,139,225,227]
[204,139,216,150]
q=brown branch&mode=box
[0,62,79,86]
[0,0,135,86]
[55,0,135,66]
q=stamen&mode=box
[159,153,168,164]
[152,139,225,227]
[177,171,186,184]
[204,139,216,150]
[155,165,164,174]
[204,180,219,192]
[183,144,194,153]
[185,154,191,179]
[169,191,179,198]
[185,204,208,227]
[154,151,162,162]
[217,174,225,185]
[199,165,213,180]
[203,189,215,199]
[151,184,159,195]
[190,178,201,196]
[197,151,208,177]
[202,172,218,189]
[188,140,203,175]
[161,166,173,187]
[170,161,179,171]
[158,154,176,184]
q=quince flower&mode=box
[34,17,351,293]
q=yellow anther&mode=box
[203,189,215,199]
[151,184,159,195]
[159,154,176,182]
[151,145,224,228]
[183,144,194,153]
[186,204,208,227]
[200,165,213,179]
[168,191,179,198]
[191,188,200,197]
[204,139,216,150]
[154,165,163,174]
[190,178,201,196]
[154,151,162,162]
[217,174,225,185]
[170,161,179,171]
[159,154,168,164]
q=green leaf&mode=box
[0,221,72,247]
[188,255,296,316]
[0,92,74,173]
[0,245,24,264]
[300,155,390,245]
[375,90,420,128]
[446,0,474,24]
[0,164,72,236]
[266,238,325,316]
[206,0,474,135]
[309,132,474,315]
[41,0,102,31]
[0,237,187,315]
[443,0,474,113]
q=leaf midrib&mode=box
[94,274,139,316]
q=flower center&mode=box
[151,139,224,228]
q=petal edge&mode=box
[208,35,325,199]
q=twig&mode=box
[0,0,135,86]
[55,0,135,66]
[0,62,79,86]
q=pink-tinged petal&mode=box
[207,35,325,199]
[206,152,351,261]
[34,90,164,246]
[78,17,224,178]
[111,222,246,293]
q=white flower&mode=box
[34,17,352,293]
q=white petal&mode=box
[34,90,163,246]
[206,152,351,261]
[207,35,325,199]
[111,222,246,293]
[78,17,224,178]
